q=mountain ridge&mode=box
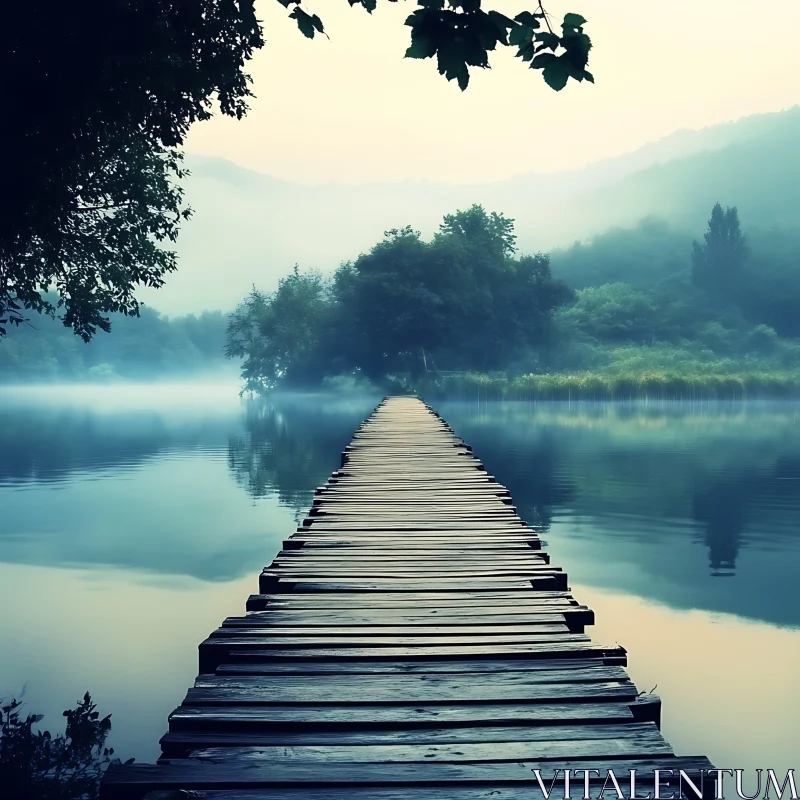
[140,106,799,314]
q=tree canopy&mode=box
[691,203,749,295]
[226,204,574,391]
[224,200,800,394]
[2,0,590,341]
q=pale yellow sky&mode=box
[185,0,800,184]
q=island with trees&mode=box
[224,202,800,399]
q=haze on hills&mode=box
[145,107,800,315]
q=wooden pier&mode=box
[103,396,714,799]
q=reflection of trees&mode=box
[440,403,800,582]
[692,480,747,576]
[691,455,800,576]
[444,423,575,532]
[507,437,576,531]
[227,396,376,517]
[0,407,206,483]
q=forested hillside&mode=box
[226,202,800,398]
[0,307,229,382]
[138,107,800,315]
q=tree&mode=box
[336,227,471,378]
[2,0,590,340]
[225,267,331,392]
[439,204,518,258]
[226,206,575,388]
[691,203,749,295]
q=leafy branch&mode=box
[278,0,592,91]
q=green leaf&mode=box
[563,12,587,28]
[405,36,437,59]
[487,10,515,29]
[514,11,542,27]
[583,69,594,83]
[289,7,321,38]
[437,42,471,90]
[542,58,569,91]
[516,41,535,62]
[530,52,557,69]
[535,31,560,51]
[508,25,533,46]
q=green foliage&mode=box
[227,199,800,396]
[727,227,800,337]
[428,368,800,401]
[0,306,229,382]
[550,218,694,289]
[3,0,263,338]
[692,203,749,294]
[4,1,587,344]
[281,0,594,91]
[227,205,573,389]
[399,2,591,91]
[0,693,128,800]
[439,205,518,257]
[226,268,332,392]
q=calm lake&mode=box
[0,385,798,779]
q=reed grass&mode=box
[411,370,800,401]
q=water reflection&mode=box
[0,386,378,581]
[227,396,377,515]
[0,389,798,768]
[438,400,800,627]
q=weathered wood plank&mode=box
[214,656,619,676]
[261,578,568,593]
[160,720,659,751]
[167,700,641,729]
[224,614,569,629]
[200,643,625,673]
[141,787,705,800]
[104,756,716,790]
[184,675,636,706]
[179,732,675,763]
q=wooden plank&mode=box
[103,756,716,789]
[236,608,593,633]
[272,555,551,564]
[263,567,560,579]
[160,720,659,751]
[180,732,675,762]
[255,590,578,604]
[141,787,706,800]
[262,579,568,592]
[223,614,570,628]
[202,640,626,668]
[215,656,622,675]
[203,630,586,645]
[184,675,636,705]
[168,699,641,729]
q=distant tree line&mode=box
[0,306,229,382]
[227,202,800,392]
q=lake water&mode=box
[0,385,798,782]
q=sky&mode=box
[184,0,800,185]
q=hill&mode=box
[139,107,800,314]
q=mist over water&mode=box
[0,385,797,774]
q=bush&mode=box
[0,693,129,800]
